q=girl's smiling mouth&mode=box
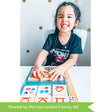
[61,24,69,28]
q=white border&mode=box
[0,0,112,111]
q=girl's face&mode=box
[56,5,79,33]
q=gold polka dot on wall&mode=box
[48,0,52,3]
[26,50,30,53]
[87,28,91,32]
[22,0,26,2]
[75,0,79,3]
[39,26,43,30]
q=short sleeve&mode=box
[42,35,52,52]
[70,37,82,54]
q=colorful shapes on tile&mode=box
[22,86,38,96]
[45,86,48,89]
[69,96,75,102]
[35,96,51,102]
[53,85,68,96]
[29,91,33,94]
[45,90,49,93]
[26,88,31,90]
[55,86,64,92]
[20,95,35,102]
[24,91,28,94]
[53,96,69,102]
[37,85,51,96]
[40,90,44,94]
[31,88,35,90]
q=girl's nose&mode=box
[62,16,67,21]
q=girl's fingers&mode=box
[40,70,48,78]
[33,71,37,78]
[50,72,57,81]
[58,75,61,81]
[42,70,47,75]
[40,71,44,77]
[35,71,39,79]
[52,73,60,81]
[43,70,48,73]
[31,69,61,81]
[50,71,61,81]
[37,70,42,81]
[49,69,55,74]
[30,72,33,78]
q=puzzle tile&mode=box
[53,96,69,102]
[22,86,38,96]
[35,96,51,102]
[37,85,51,96]
[69,96,75,102]
[28,68,64,81]
[53,85,68,96]
[20,95,35,102]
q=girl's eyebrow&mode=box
[57,14,63,16]
[68,14,74,16]
[57,14,74,16]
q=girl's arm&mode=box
[31,49,49,80]
[59,54,79,70]
[34,49,49,68]
[50,54,79,81]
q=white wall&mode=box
[20,0,91,66]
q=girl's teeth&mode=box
[61,25,68,27]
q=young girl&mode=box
[31,2,82,81]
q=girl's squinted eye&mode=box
[57,14,74,19]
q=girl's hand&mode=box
[30,66,46,81]
[49,66,65,81]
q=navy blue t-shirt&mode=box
[42,32,82,66]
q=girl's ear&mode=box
[74,20,80,27]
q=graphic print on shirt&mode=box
[50,48,70,65]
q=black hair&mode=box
[54,1,81,34]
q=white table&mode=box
[20,66,90,102]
